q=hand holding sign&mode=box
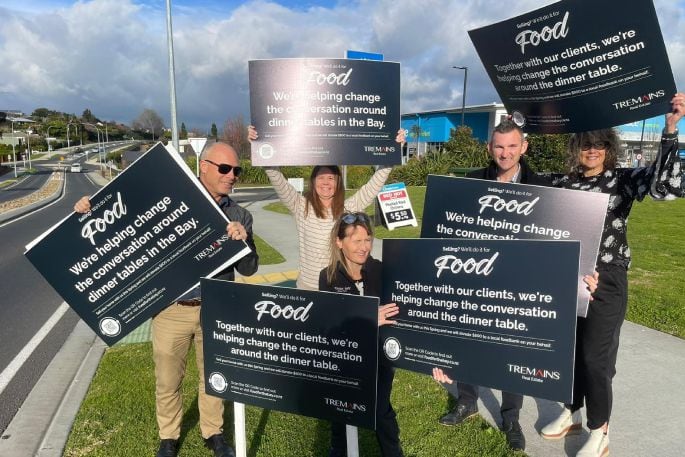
[379,302,399,326]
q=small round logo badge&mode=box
[511,111,526,127]
[258,143,275,159]
[99,317,121,337]
[383,337,402,361]
[209,372,228,393]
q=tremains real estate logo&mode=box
[612,89,666,111]
[194,234,230,261]
[508,363,560,382]
[324,397,367,413]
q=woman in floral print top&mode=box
[541,93,684,457]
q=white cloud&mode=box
[1,0,684,130]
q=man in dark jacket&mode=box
[436,119,549,451]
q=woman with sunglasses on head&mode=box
[540,93,685,457]
[319,212,404,457]
[249,125,405,290]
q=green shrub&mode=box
[239,159,270,185]
[280,166,314,180]
[389,152,467,186]
[185,155,198,174]
[346,165,375,189]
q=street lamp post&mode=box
[98,122,109,145]
[83,123,103,170]
[166,0,180,152]
[415,114,421,158]
[25,130,32,169]
[452,66,468,127]
[11,119,17,177]
[66,122,82,151]
[46,125,56,153]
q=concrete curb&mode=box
[0,320,105,457]
[0,171,65,225]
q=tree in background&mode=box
[409,123,422,156]
[222,115,249,159]
[525,133,570,173]
[211,123,218,140]
[180,122,188,140]
[442,125,489,168]
[132,109,165,141]
[81,108,99,124]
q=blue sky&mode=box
[1,0,684,131]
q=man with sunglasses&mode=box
[432,119,550,452]
[73,142,258,457]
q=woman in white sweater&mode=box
[249,126,404,289]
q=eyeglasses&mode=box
[580,141,608,151]
[341,212,371,225]
[204,159,242,176]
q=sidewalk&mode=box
[2,182,684,456]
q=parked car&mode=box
[70,163,82,173]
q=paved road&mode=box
[0,170,52,203]
[0,170,100,433]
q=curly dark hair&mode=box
[567,128,620,176]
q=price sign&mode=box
[377,182,418,230]
[386,208,414,223]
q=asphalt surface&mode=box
[1,170,684,456]
[0,167,100,433]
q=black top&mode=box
[466,156,552,187]
[318,257,383,299]
[554,135,683,268]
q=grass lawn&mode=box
[65,343,522,457]
[624,197,685,338]
[64,187,684,457]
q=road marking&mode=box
[0,302,70,396]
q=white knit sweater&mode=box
[266,167,391,290]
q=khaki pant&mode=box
[152,303,223,440]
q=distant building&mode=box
[0,113,36,147]
[401,103,507,157]
[401,104,682,166]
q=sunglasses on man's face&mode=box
[341,212,371,224]
[204,159,242,176]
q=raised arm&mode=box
[650,92,685,199]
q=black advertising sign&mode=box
[468,0,676,133]
[201,280,379,429]
[249,58,401,166]
[421,175,607,316]
[25,143,251,345]
[380,238,579,403]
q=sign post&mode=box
[188,137,208,177]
